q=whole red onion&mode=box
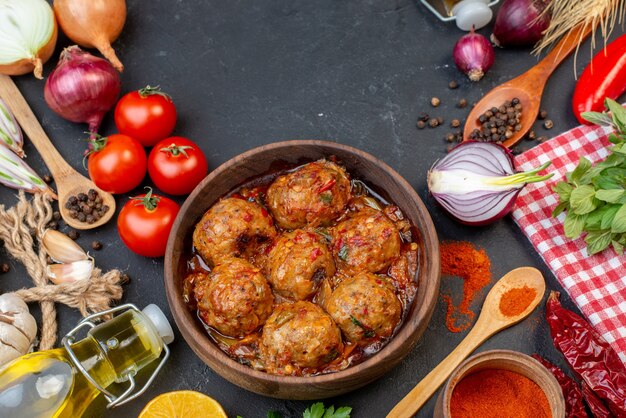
[44,45,121,135]
[491,0,551,48]
[453,28,495,82]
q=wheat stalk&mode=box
[534,0,625,56]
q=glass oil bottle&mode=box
[0,304,174,418]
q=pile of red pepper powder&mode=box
[440,241,492,333]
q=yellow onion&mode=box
[0,0,58,79]
[53,0,126,72]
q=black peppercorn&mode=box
[448,80,459,89]
[428,118,439,128]
[538,109,548,120]
[451,119,461,128]
[43,174,53,184]
[0,263,9,274]
[544,119,554,130]
[68,229,80,240]
[92,241,103,250]
[416,120,426,129]
[457,99,467,108]
[431,97,440,107]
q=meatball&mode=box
[193,197,277,266]
[266,160,351,229]
[326,272,402,342]
[331,208,401,274]
[266,229,335,301]
[194,258,274,338]
[260,301,342,374]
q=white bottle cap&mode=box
[452,0,493,31]
[142,304,175,345]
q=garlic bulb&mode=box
[0,293,37,367]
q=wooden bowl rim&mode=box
[164,139,440,385]
[439,349,566,417]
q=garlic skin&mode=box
[46,259,94,284]
[0,293,37,367]
[41,229,88,263]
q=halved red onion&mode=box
[427,142,553,226]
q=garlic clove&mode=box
[46,259,94,284]
[42,229,88,263]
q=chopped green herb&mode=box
[320,192,333,203]
[338,245,349,261]
[303,402,352,418]
[315,227,332,243]
[350,315,375,338]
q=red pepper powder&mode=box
[499,286,536,317]
[450,369,551,418]
[440,241,491,333]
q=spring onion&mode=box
[0,143,52,195]
[428,142,553,225]
[0,98,23,157]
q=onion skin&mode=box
[53,0,126,72]
[453,28,495,82]
[0,3,58,79]
[491,0,550,48]
[44,46,121,135]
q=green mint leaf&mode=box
[304,402,326,418]
[568,157,592,185]
[570,185,597,214]
[582,111,614,126]
[586,230,613,254]
[612,240,624,255]
[552,201,569,218]
[564,212,587,238]
[611,204,626,233]
[605,98,626,134]
[553,181,573,202]
[331,407,352,418]
[608,133,623,144]
[601,205,621,229]
[595,189,624,203]
[267,412,282,418]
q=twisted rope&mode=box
[0,192,125,350]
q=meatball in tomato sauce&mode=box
[326,272,402,342]
[260,301,342,375]
[266,160,351,229]
[331,208,401,274]
[266,229,335,301]
[194,258,274,338]
[192,197,276,267]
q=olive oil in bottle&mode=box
[0,304,173,418]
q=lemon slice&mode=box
[138,390,227,418]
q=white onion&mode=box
[0,0,58,79]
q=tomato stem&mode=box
[138,85,172,101]
[132,187,161,211]
[160,144,193,157]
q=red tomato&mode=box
[117,189,180,257]
[148,136,209,195]
[87,134,147,194]
[114,85,177,147]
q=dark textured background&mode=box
[0,0,616,416]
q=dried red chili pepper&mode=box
[532,354,588,418]
[582,381,613,418]
[546,291,626,417]
[572,33,626,124]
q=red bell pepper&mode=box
[572,34,626,124]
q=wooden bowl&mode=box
[164,140,440,400]
[434,349,566,418]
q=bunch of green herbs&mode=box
[553,98,626,255]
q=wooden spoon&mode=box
[386,266,546,418]
[463,25,590,148]
[0,75,116,230]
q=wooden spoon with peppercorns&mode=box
[0,75,115,230]
[463,24,590,148]
[387,267,546,418]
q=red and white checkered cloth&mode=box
[512,124,626,361]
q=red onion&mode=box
[44,46,120,135]
[453,27,495,82]
[491,0,551,48]
[428,142,552,225]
